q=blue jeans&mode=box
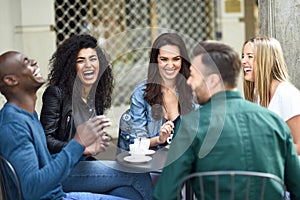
[65,192,128,200]
[62,161,153,200]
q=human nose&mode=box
[241,57,247,65]
[85,60,93,68]
[167,60,175,67]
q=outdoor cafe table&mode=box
[103,147,169,173]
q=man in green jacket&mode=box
[153,40,300,200]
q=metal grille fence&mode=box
[54,0,215,107]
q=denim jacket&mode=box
[117,81,198,152]
[117,81,162,152]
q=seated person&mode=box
[153,40,300,200]
[242,36,300,154]
[119,33,196,152]
[39,34,153,200]
[0,51,126,200]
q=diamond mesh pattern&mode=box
[54,0,214,106]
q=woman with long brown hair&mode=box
[128,32,195,149]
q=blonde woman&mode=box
[242,36,300,154]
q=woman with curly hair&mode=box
[41,34,113,155]
[40,34,153,200]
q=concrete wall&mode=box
[258,0,300,89]
[0,0,56,112]
[218,0,246,93]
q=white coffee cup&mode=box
[129,138,150,155]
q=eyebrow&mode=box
[76,55,97,60]
[242,53,253,56]
[159,55,181,59]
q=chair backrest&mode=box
[0,155,22,200]
[116,108,134,155]
[178,171,286,200]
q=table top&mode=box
[112,147,169,173]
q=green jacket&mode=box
[153,91,300,200]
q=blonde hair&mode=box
[243,37,288,107]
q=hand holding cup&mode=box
[74,115,112,147]
[84,132,112,156]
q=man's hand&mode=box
[83,133,112,156]
[74,115,112,147]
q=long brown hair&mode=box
[144,33,193,120]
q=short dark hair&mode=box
[193,40,241,88]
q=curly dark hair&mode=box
[144,32,193,119]
[47,34,114,114]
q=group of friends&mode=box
[0,32,299,200]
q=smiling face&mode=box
[242,42,255,82]
[76,48,99,88]
[0,51,45,91]
[157,45,182,83]
[19,54,45,89]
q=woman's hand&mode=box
[157,121,174,144]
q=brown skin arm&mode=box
[286,115,300,155]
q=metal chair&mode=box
[0,155,22,200]
[178,170,287,200]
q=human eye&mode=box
[173,56,181,61]
[76,59,85,64]
[160,57,167,62]
[90,56,98,62]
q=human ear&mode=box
[3,75,18,86]
[207,73,220,89]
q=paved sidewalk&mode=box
[95,138,118,161]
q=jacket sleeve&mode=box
[40,86,67,154]
[129,84,149,138]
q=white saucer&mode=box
[145,149,155,155]
[124,155,152,163]
[129,150,155,156]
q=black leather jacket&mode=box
[40,86,74,154]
